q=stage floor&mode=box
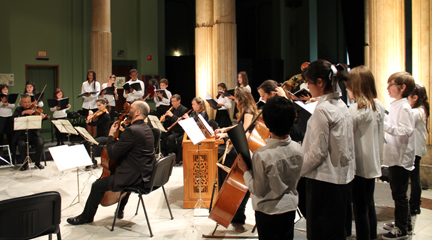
[0,161,431,239]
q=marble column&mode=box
[412,0,432,144]
[365,0,405,108]
[91,0,112,86]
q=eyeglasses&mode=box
[388,83,399,87]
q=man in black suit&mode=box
[67,100,156,225]
[11,94,47,170]
[160,94,188,164]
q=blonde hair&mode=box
[347,65,377,111]
[192,97,206,113]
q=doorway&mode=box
[25,65,59,141]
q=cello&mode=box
[99,102,130,206]
[208,111,269,228]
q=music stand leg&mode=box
[18,129,33,175]
[194,143,209,217]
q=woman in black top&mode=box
[184,97,209,123]
[84,98,110,169]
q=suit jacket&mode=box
[106,119,156,191]
[164,104,189,137]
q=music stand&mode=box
[51,119,78,145]
[148,115,167,158]
[74,126,100,188]
[49,144,93,207]
[0,145,13,168]
[14,115,42,173]
[178,118,208,216]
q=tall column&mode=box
[412,0,432,144]
[195,0,214,108]
[91,0,112,86]
[365,0,405,108]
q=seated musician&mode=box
[160,94,189,165]
[11,94,47,170]
[84,98,110,169]
[214,87,258,224]
[237,96,303,240]
[67,101,156,225]
[183,97,208,122]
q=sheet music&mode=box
[148,115,167,132]
[49,145,93,171]
[52,120,78,135]
[198,114,214,135]
[14,115,42,130]
[74,126,99,145]
[294,100,318,115]
[178,118,206,145]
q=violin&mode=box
[29,104,50,119]
[86,107,108,123]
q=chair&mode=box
[208,120,219,131]
[151,128,162,158]
[111,153,176,236]
[0,191,61,240]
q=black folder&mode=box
[292,88,312,98]
[0,93,18,104]
[77,91,98,98]
[227,123,252,170]
[47,97,69,110]
[123,82,142,91]
[155,89,168,99]
[24,93,44,102]
[219,89,235,97]
[206,98,220,110]
[99,86,115,96]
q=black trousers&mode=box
[17,134,44,166]
[156,105,170,119]
[306,178,350,240]
[215,110,231,128]
[409,155,422,212]
[53,117,67,144]
[255,210,295,240]
[0,116,13,145]
[165,133,183,164]
[81,176,130,220]
[352,176,377,240]
[389,166,410,235]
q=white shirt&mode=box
[301,92,355,184]
[0,102,15,117]
[50,105,70,119]
[243,137,303,215]
[236,85,251,93]
[216,95,232,110]
[383,98,415,170]
[349,99,385,179]
[154,89,172,107]
[100,83,116,107]
[123,79,145,102]
[412,107,427,157]
[81,81,100,109]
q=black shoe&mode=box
[20,165,29,171]
[411,208,421,215]
[92,163,98,169]
[67,215,93,225]
[85,165,92,171]
[35,164,44,169]
[117,210,124,219]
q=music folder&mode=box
[77,91,99,98]
[205,93,220,110]
[123,82,142,91]
[0,93,18,104]
[23,93,44,102]
[227,123,252,170]
[47,97,69,110]
[292,88,312,98]
[99,86,115,96]
[219,89,235,97]
[294,100,317,115]
[155,89,168,99]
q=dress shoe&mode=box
[92,163,98,169]
[67,215,92,225]
[117,210,124,219]
[35,164,44,169]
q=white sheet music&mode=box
[178,118,206,145]
[148,115,167,132]
[198,114,214,135]
[294,100,318,115]
[52,119,78,135]
[14,115,42,130]
[75,126,99,145]
[49,144,93,171]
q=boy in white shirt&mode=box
[238,96,303,240]
[382,72,416,239]
[154,78,172,118]
[123,69,145,103]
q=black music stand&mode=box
[14,115,43,174]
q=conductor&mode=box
[67,100,156,225]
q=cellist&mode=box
[67,101,156,225]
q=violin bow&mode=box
[35,84,47,103]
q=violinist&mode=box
[237,96,303,240]
[67,101,156,225]
[50,88,71,146]
[11,94,47,170]
[84,98,110,170]
[214,87,258,224]
[160,94,188,165]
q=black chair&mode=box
[0,191,61,240]
[111,153,176,236]
[208,120,219,131]
[151,128,162,157]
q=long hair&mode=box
[302,59,349,93]
[257,79,278,94]
[0,84,8,93]
[235,87,257,121]
[237,71,249,88]
[410,83,430,120]
[192,97,206,113]
[346,65,377,111]
[23,81,37,94]
[53,88,64,99]
[96,98,110,112]
[87,69,97,91]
